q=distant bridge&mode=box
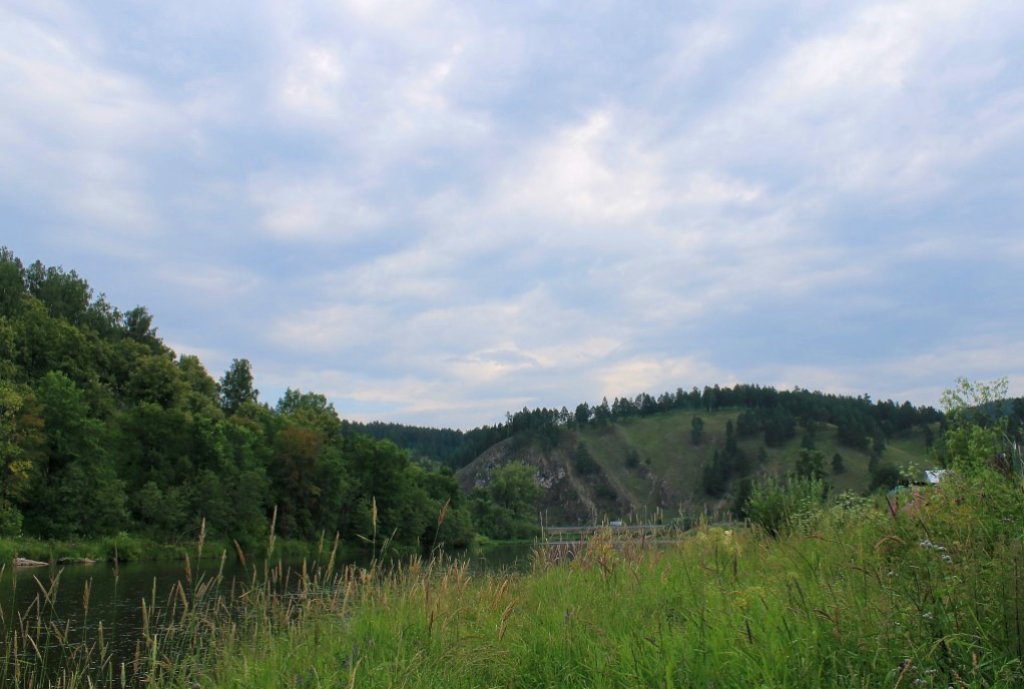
[541,523,671,537]
[535,524,681,558]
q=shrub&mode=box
[745,474,824,537]
[102,532,145,562]
[572,443,600,476]
[868,462,904,492]
[0,499,23,537]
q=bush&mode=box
[0,500,23,537]
[624,448,640,470]
[868,462,904,492]
[102,533,145,562]
[745,474,824,537]
[572,444,600,476]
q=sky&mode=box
[2,0,1023,429]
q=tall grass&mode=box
[189,473,1024,689]
[0,526,355,687]
[3,472,1023,688]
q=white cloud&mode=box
[531,337,622,369]
[445,347,541,385]
[335,0,440,32]
[263,0,491,161]
[877,338,1024,388]
[675,172,762,206]
[656,20,737,87]
[248,173,385,241]
[494,109,667,227]
[261,364,532,428]
[6,0,1024,430]
[277,46,347,119]
[156,264,263,299]
[164,340,234,378]
[267,301,391,353]
[597,357,729,401]
[442,336,622,386]
[341,249,458,302]
[689,0,1023,201]
[748,337,1024,409]
[772,4,925,99]
[0,5,188,241]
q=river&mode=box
[0,543,535,686]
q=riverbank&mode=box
[4,471,1022,688]
[140,471,1022,689]
[0,534,348,566]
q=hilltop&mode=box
[455,406,937,524]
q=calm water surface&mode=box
[0,542,535,680]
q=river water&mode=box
[2,545,535,641]
[0,543,535,685]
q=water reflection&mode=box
[0,541,536,683]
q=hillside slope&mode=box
[456,407,935,524]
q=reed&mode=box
[3,473,1023,688]
[185,474,1024,689]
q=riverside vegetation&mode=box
[4,247,1024,685]
[4,380,1023,688]
[4,461,1022,687]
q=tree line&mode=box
[0,248,474,550]
[346,384,945,475]
[6,247,1018,548]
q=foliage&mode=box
[342,419,505,470]
[868,462,904,492]
[690,415,704,445]
[0,245,1003,563]
[571,442,600,476]
[0,248,475,553]
[745,474,825,537]
[701,450,728,497]
[113,466,1023,689]
[624,447,640,469]
[4,382,1023,688]
[831,451,844,474]
[938,377,1013,474]
[0,498,22,536]
[469,462,540,540]
[219,358,258,415]
[794,448,826,480]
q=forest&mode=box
[0,247,473,551]
[4,247,1020,553]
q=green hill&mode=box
[456,407,937,525]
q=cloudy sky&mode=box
[3,1,1023,428]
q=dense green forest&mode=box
[4,247,1022,552]
[341,419,506,471]
[0,247,473,550]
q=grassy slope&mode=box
[460,408,936,522]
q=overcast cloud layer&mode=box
[3,0,1023,428]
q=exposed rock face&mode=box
[456,434,626,525]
